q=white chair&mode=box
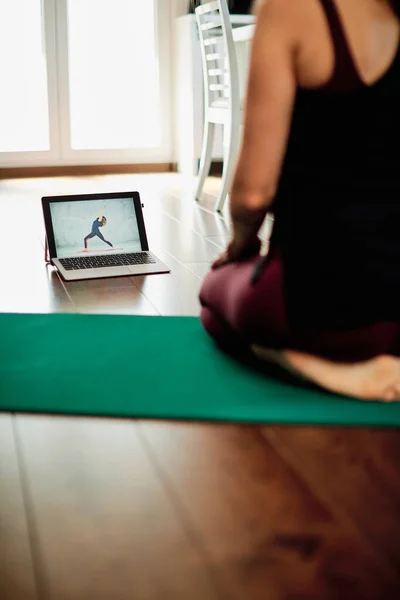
[194,0,243,213]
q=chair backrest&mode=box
[195,0,241,118]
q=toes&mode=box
[382,385,400,402]
[384,389,396,402]
[389,382,400,401]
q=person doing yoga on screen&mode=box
[199,0,400,402]
[83,205,114,251]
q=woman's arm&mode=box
[98,203,108,219]
[222,0,298,261]
[251,0,264,16]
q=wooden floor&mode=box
[1,173,400,599]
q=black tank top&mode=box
[270,0,400,333]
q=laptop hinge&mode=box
[44,236,51,263]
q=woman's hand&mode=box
[212,237,261,269]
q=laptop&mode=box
[42,191,170,281]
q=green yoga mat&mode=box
[1,313,400,427]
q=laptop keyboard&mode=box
[59,252,156,271]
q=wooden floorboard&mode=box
[129,248,204,316]
[263,426,400,574]
[15,415,222,600]
[159,194,231,238]
[146,210,222,264]
[182,261,212,280]
[138,421,400,598]
[0,163,174,180]
[62,273,159,315]
[0,415,38,600]
[204,234,232,249]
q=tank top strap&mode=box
[319,0,363,89]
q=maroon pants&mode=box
[199,253,400,362]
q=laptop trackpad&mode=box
[96,266,132,277]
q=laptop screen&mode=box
[49,196,142,259]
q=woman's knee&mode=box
[200,305,225,340]
[200,305,249,356]
[199,268,219,307]
[199,262,259,337]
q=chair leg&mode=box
[215,123,240,213]
[195,120,215,202]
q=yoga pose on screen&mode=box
[83,205,114,251]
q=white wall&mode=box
[171,0,190,17]
[169,1,191,162]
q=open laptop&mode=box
[42,191,170,281]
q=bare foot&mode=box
[82,248,88,252]
[284,351,400,402]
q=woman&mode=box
[199,0,400,401]
[83,207,114,251]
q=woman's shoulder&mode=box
[255,0,312,24]
[254,0,315,56]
